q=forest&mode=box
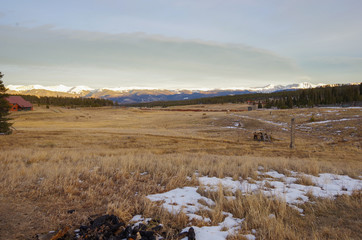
[19,95,115,108]
[129,83,362,108]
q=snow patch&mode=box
[305,118,355,125]
[198,171,362,210]
[147,187,214,222]
[181,214,244,240]
[263,170,285,179]
[199,176,242,193]
[244,234,257,240]
[130,215,152,227]
[146,170,361,240]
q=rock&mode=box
[140,230,156,240]
[79,225,89,234]
[188,227,196,240]
[123,225,133,238]
[67,209,75,214]
[91,214,120,229]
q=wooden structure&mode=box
[6,96,33,111]
[290,118,295,148]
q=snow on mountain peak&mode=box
[43,85,72,92]
[7,84,94,93]
[294,82,314,89]
[6,82,326,95]
[7,84,44,91]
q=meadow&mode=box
[0,105,361,239]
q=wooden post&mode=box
[237,122,241,143]
[290,118,295,149]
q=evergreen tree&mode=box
[286,96,293,108]
[258,101,262,108]
[0,72,12,134]
[264,98,271,108]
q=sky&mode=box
[0,0,361,89]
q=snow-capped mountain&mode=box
[7,82,324,94]
[6,82,327,103]
[246,82,325,93]
[7,84,94,94]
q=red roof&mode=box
[5,96,33,108]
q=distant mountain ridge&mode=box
[7,82,328,104]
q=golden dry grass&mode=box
[0,105,361,239]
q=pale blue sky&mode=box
[0,0,361,89]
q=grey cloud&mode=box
[302,57,362,72]
[0,25,302,88]
[299,57,362,84]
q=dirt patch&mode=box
[0,196,45,240]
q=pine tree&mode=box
[258,101,262,108]
[286,96,293,108]
[0,72,12,134]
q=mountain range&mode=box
[7,82,326,104]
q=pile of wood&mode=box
[35,214,196,240]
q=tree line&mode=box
[128,83,362,108]
[0,72,12,134]
[20,95,115,108]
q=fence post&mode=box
[290,118,295,149]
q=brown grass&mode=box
[294,175,316,186]
[0,105,361,239]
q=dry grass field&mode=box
[0,105,361,239]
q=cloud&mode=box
[301,57,362,74]
[299,57,362,83]
[1,25,302,88]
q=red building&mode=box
[6,96,33,111]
